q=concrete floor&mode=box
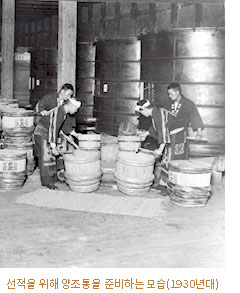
[0,169,224,268]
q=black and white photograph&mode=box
[0,0,227,282]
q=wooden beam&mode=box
[57,0,77,92]
[1,0,15,100]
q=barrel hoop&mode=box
[1,112,34,117]
[168,165,212,174]
[65,172,102,181]
[0,171,26,177]
[0,154,27,160]
[64,154,100,163]
[115,173,154,184]
[117,158,155,167]
[116,179,153,189]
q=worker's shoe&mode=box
[57,170,66,183]
[47,183,58,190]
[151,184,168,196]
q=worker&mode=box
[162,82,204,159]
[136,82,204,190]
[135,100,169,157]
[34,83,78,181]
[33,97,81,190]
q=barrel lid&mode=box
[0,108,34,116]
[169,160,212,173]
[0,149,27,159]
[117,151,155,164]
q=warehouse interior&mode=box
[0,0,224,268]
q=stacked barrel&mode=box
[77,133,101,150]
[1,108,35,176]
[141,30,225,158]
[0,99,19,132]
[64,149,102,193]
[76,42,96,129]
[94,38,142,135]
[167,160,212,207]
[0,149,27,190]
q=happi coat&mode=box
[34,105,75,186]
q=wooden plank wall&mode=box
[77,3,224,42]
[77,2,225,156]
[15,15,58,49]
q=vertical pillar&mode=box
[1,0,15,100]
[57,0,77,92]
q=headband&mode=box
[135,100,151,112]
[69,98,81,108]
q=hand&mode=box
[153,149,163,158]
[153,144,165,158]
[57,144,64,155]
[195,134,202,141]
[40,110,49,116]
[138,131,149,138]
[51,147,59,156]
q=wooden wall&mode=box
[77,2,225,156]
[15,15,58,49]
[77,3,224,42]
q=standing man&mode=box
[34,97,81,189]
[160,82,204,186]
[163,82,204,161]
[35,83,78,181]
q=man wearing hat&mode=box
[34,97,81,189]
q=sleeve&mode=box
[48,108,65,146]
[61,115,76,135]
[35,94,50,113]
[149,107,170,144]
[189,101,204,131]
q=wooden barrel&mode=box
[76,42,96,122]
[0,149,27,190]
[1,108,34,135]
[115,151,155,195]
[77,133,101,150]
[0,100,19,131]
[167,160,212,208]
[64,149,102,192]
[0,99,19,108]
[4,142,35,175]
[100,134,118,185]
[118,135,143,152]
[141,29,225,157]
[94,38,141,135]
